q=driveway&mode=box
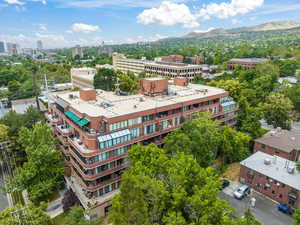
[219,181,294,225]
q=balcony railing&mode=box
[56,125,72,136]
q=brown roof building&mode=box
[254,129,300,162]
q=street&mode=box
[219,182,293,225]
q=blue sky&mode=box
[0,0,300,49]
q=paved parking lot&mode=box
[220,181,293,225]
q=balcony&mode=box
[68,137,96,155]
[65,175,120,210]
[70,157,129,181]
[46,113,63,126]
[57,134,69,147]
[56,124,72,137]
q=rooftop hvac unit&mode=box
[264,158,271,165]
[287,166,295,174]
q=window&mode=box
[173,117,180,127]
[130,128,140,138]
[262,144,266,149]
[142,114,154,122]
[109,120,128,131]
[161,120,168,130]
[272,190,276,195]
[212,106,219,114]
[98,129,132,150]
[144,124,156,135]
[128,117,142,126]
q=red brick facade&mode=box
[240,165,300,209]
[254,141,300,162]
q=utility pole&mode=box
[32,65,40,111]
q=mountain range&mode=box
[183,21,300,39]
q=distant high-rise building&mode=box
[98,41,113,56]
[6,42,19,55]
[37,40,43,50]
[0,41,5,53]
[72,45,84,58]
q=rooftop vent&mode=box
[287,166,295,174]
[291,137,296,141]
[139,97,145,102]
[264,158,271,165]
[69,94,74,99]
[100,102,113,108]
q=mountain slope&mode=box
[184,21,300,39]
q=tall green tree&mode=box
[65,205,102,225]
[219,126,251,164]
[118,71,139,94]
[236,97,264,140]
[109,144,236,225]
[164,113,221,168]
[7,123,64,203]
[260,93,294,130]
[0,204,52,225]
[93,68,117,91]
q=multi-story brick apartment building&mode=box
[158,55,184,63]
[240,151,300,209]
[112,53,204,80]
[228,58,268,70]
[144,61,203,81]
[46,78,237,218]
[254,129,300,162]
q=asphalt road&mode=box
[219,191,293,225]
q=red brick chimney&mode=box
[174,77,189,86]
[79,89,97,101]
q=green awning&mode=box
[65,110,81,122]
[64,110,90,127]
[77,119,90,127]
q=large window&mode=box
[144,124,156,135]
[142,114,154,122]
[173,117,180,127]
[98,129,132,150]
[109,120,128,131]
[128,117,142,126]
[130,128,140,138]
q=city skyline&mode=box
[0,0,300,49]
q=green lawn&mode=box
[52,212,68,225]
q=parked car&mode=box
[221,179,230,189]
[278,203,294,215]
[233,185,250,199]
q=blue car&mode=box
[278,204,294,215]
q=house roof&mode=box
[255,129,300,153]
[241,151,300,190]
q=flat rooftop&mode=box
[56,83,227,118]
[229,58,268,63]
[241,151,300,190]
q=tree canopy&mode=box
[109,144,236,225]
[7,123,64,204]
[0,204,51,225]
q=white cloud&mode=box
[5,0,24,5]
[137,1,199,28]
[198,0,264,19]
[71,23,100,34]
[38,24,47,31]
[36,33,65,41]
[126,33,168,43]
[137,0,263,28]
